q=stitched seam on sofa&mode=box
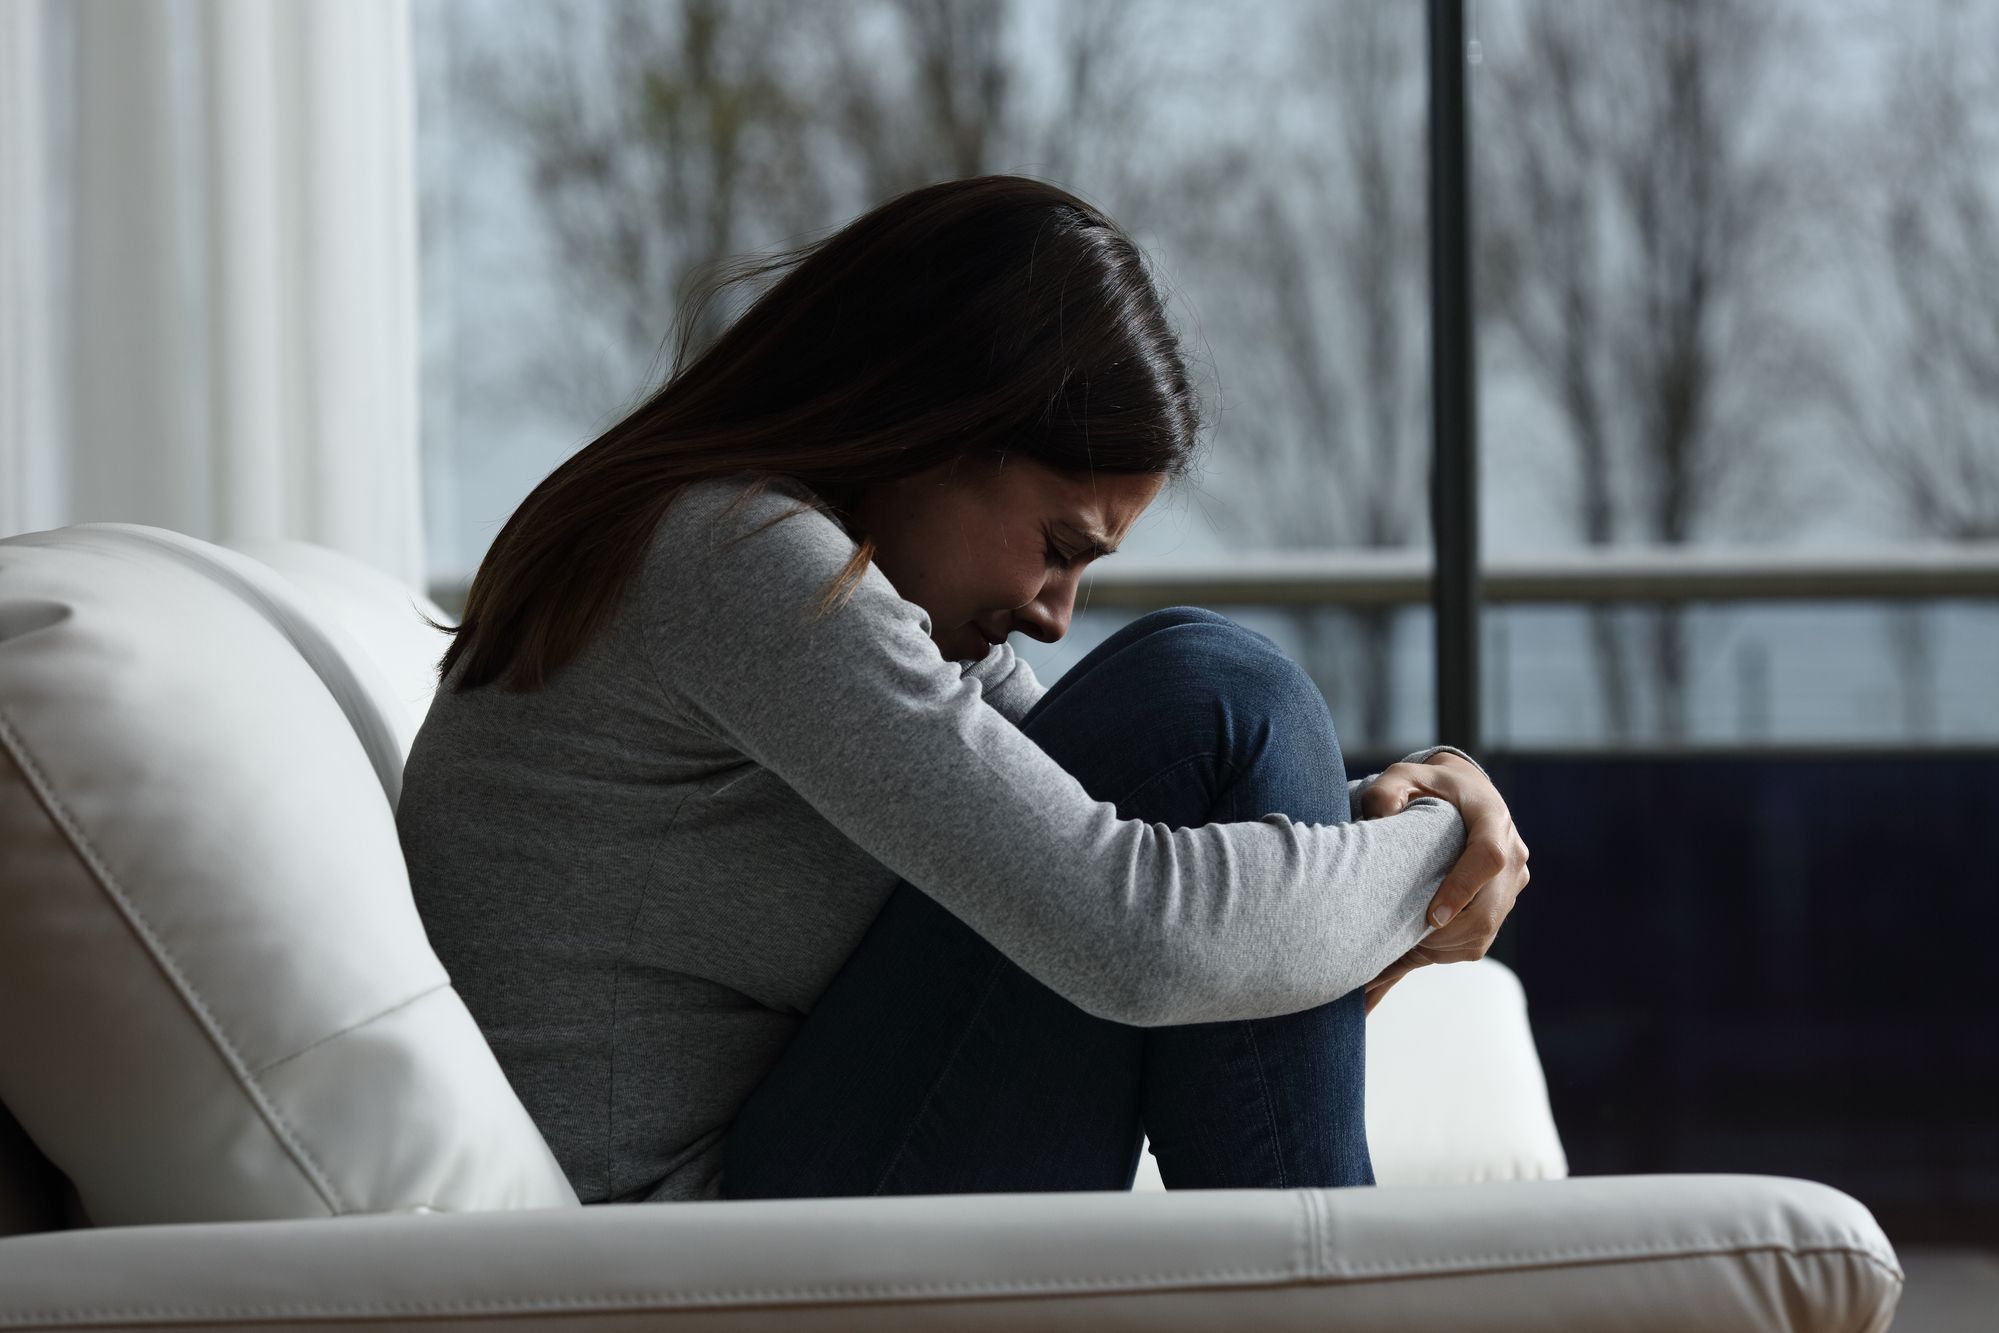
[0,1240,1907,1327]
[1312,1185,1329,1271]
[0,706,348,1215]
[1311,1192,1896,1283]
[248,980,454,1078]
[1298,1183,1318,1280]
[1315,1237,1907,1284]
[0,1267,1315,1325]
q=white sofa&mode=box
[0,523,1905,1331]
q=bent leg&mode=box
[719,606,1373,1198]
[719,609,1224,1199]
[1020,614,1376,1189]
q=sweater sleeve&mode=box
[963,644,1489,821]
[954,638,1047,728]
[641,476,1469,1028]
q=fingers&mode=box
[1426,808,1512,927]
[1366,947,1425,988]
[1361,761,1469,820]
[1363,950,1434,1015]
[1364,764,1531,953]
[1358,784,1398,820]
[1358,761,1434,819]
[1422,825,1531,961]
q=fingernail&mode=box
[1431,904,1455,927]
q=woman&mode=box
[398,175,1530,1206]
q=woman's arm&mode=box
[956,639,1047,726]
[966,645,1490,820]
[641,476,1469,1029]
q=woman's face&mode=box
[854,456,1166,662]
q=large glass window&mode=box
[414,0,1999,1243]
[1472,0,1999,1242]
[414,0,1442,753]
[1474,0,1999,751]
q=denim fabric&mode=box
[718,606,1375,1197]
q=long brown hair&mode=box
[434,174,1206,694]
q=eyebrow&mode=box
[1060,521,1120,559]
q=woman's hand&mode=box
[1358,755,1530,1014]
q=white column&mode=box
[68,0,209,537]
[285,0,424,590]
[0,0,65,539]
[56,0,426,591]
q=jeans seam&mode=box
[869,951,1009,1196]
[1241,1018,1287,1190]
[1117,752,1245,816]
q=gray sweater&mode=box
[398,472,1476,1204]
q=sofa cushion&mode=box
[0,525,578,1226]
[1128,956,1569,1191]
[225,536,454,747]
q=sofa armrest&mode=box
[1129,957,1568,1192]
[1362,956,1570,1184]
[0,1173,1900,1331]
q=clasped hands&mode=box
[1358,752,1530,1015]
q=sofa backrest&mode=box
[0,525,578,1231]
[224,536,454,754]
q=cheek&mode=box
[944,513,1044,610]
[992,568,1045,611]
[988,540,1050,609]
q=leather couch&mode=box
[0,523,1905,1331]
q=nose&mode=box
[1011,584,1075,644]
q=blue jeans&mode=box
[717,606,1375,1197]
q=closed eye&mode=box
[1045,543,1076,571]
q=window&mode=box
[414,0,1440,752]
[415,0,1999,1245]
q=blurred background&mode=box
[4,0,1994,1317]
[423,0,1999,1263]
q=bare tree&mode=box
[461,0,836,423]
[810,0,1015,199]
[1479,0,1829,744]
[803,0,1171,218]
[1832,2,1999,742]
[1178,2,1431,751]
[1839,4,1999,541]
[464,0,1176,424]
[452,0,1435,748]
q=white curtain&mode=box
[0,0,425,593]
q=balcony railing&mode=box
[1067,540,1999,608]
[428,540,1999,622]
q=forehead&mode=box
[1015,460,1158,507]
[1026,466,1162,551]
[1073,469,1161,520]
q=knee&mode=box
[1126,605,1236,636]
[1104,615,1329,727]
[1143,612,1304,681]
[1033,614,1346,820]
